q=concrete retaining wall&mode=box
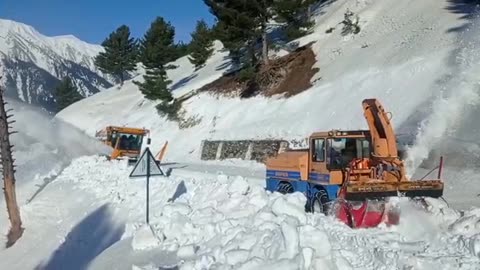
[200,138,410,163]
[200,139,291,163]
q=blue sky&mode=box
[0,0,215,44]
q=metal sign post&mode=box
[129,142,165,224]
[146,150,150,223]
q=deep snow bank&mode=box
[50,156,480,269]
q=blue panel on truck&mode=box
[325,185,340,200]
[265,178,280,192]
[266,168,340,201]
[308,172,330,183]
[265,177,340,201]
[266,170,301,180]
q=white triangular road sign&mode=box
[129,148,165,177]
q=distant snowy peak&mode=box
[0,18,114,111]
[0,19,102,64]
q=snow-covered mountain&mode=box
[0,19,114,111]
[2,0,480,269]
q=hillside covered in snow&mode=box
[0,19,114,111]
[58,0,480,173]
[1,0,480,269]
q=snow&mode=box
[2,98,111,203]
[57,0,480,210]
[2,0,480,269]
[0,18,103,65]
[131,224,163,251]
[1,156,479,269]
[0,18,115,107]
[55,0,471,166]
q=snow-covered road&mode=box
[163,160,480,212]
[1,156,479,270]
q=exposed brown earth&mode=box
[198,43,319,98]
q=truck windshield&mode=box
[114,133,143,151]
[327,137,370,169]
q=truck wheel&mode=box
[312,190,330,215]
[277,182,293,194]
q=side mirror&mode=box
[147,138,151,145]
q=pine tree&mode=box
[273,0,316,40]
[135,17,176,101]
[204,0,274,67]
[188,19,214,69]
[54,77,83,112]
[211,21,244,66]
[173,41,190,59]
[94,25,138,85]
[138,17,177,69]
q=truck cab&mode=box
[265,129,373,213]
[95,126,150,164]
[309,130,372,184]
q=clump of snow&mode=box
[448,210,480,237]
[131,224,163,251]
[132,263,158,270]
[271,193,308,224]
[227,176,250,195]
[470,234,480,259]
[176,244,197,260]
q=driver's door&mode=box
[309,137,329,184]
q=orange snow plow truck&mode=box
[265,98,444,228]
[95,126,150,165]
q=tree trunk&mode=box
[262,30,269,66]
[0,87,23,248]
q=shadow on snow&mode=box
[35,204,124,270]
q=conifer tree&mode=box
[211,21,243,66]
[188,19,214,69]
[54,77,83,112]
[135,17,176,101]
[174,41,190,60]
[204,0,274,67]
[173,41,190,59]
[94,25,138,85]
[273,0,315,40]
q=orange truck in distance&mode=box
[95,125,150,165]
[265,98,444,228]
